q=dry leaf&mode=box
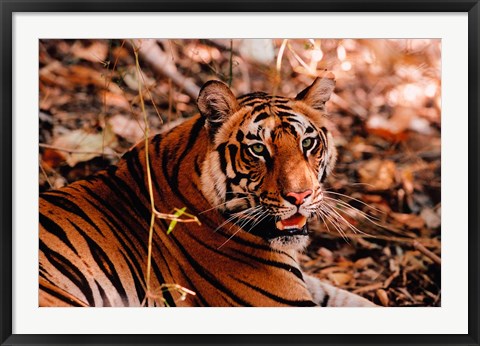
[390,212,425,229]
[328,272,352,286]
[100,91,131,110]
[71,40,108,63]
[239,39,275,65]
[354,257,375,269]
[420,208,441,229]
[108,114,145,143]
[52,126,117,167]
[376,289,390,306]
[358,159,396,191]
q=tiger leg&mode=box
[304,275,377,307]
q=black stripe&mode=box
[68,221,129,306]
[185,225,256,269]
[246,132,261,141]
[272,98,289,104]
[43,189,76,198]
[227,144,238,174]
[79,185,175,306]
[282,122,298,137]
[238,92,268,104]
[39,212,79,256]
[39,281,86,307]
[125,147,150,201]
[230,248,304,281]
[40,193,106,237]
[161,117,205,207]
[234,277,316,307]
[80,185,145,257]
[96,214,147,305]
[281,117,302,124]
[320,293,330,307]
[103,172,152,226]
[39,239,95,306]
[251,103,266,114]
[236,130,244,142]
[277,111,297,118]
[219,226,279,253]
[275,105,296,112]
[167,229,252,306]
[152,134,163,154]
[253,112,269,123]
[194,156,202,177]
[95,280,112,307]
[170,116,206,191]
[154,219,212,306]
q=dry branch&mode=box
[133,39,200,99]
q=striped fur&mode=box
[39,77,376,307]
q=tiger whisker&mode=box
[212,212,244,233]
[217,228,244,250]
[247,209,270,232]
[323,190,385,215]
[199,197,251,215]
[218,206,262,234]
[322,202,371,237]
[315,209,333,235]
[323,196,381,223]
[317,207,350,243]
[217,207,267,249]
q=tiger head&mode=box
[198,76,337,250]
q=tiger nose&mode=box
[285,189,313,206]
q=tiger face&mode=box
[198,76,337,250]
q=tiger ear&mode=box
[295,74,335,112]
[197,80,239,136]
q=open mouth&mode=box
[244,213,309,239]
[275,213,307,231]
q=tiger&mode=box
[39,75,377,307]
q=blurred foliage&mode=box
[39,39,441,306]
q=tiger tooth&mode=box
[275,214,307,230]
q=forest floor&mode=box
[39,39,441,306]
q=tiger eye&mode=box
[302,138,314,150]
[251,143,266,155]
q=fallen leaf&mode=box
[358,159,396,190]
[376,289,390,306]
[317,247,334,260]
[420,207,441,229]
[52,126,117,167]
[328,272,352,286]
[100,91,131,110]
[239,39,275,65]
[390,212,425,229]
[108,114,145,143]
[71,40,109,63]
[354,257,375,269]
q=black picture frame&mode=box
[1,1,478,345]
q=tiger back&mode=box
[39,76,376,307]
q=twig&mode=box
[39,160,53,189]
[413,240,441,265]
[276,39,288,75]
[228,40,233,87]
[39,143,121,158]
[133,39,200,100]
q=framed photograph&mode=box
[1,1,478,345]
